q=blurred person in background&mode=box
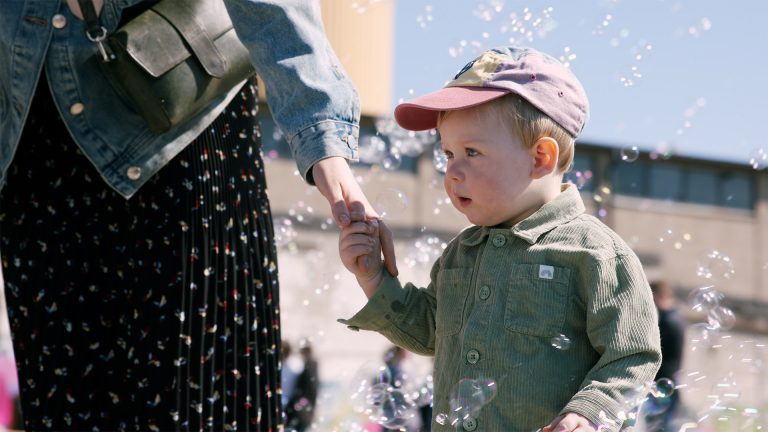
[286,340,319,432]
[281,340,302,420]
[644,280,686,431]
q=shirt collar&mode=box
[460,184,586,246]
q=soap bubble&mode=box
[550,334,572,350]
[445,378,498,425]
[620,146,640,162]
[433,141,448,173]
[373,188,409,219]
[695,250,735,281]
[748,147,768,170]
[687,285,723,313]
[358,135,388,164]
[706,305,735,331]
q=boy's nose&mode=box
[446,163,463,182]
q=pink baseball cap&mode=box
[394,47,589,137]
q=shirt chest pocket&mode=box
[504,263,572,337]
[435,268,472,337]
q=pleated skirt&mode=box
[0,74,283,431]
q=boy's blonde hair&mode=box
[439,93,575,174]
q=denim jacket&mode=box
[0,0,360,198]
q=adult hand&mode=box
[543,412,597,432]
[312,156,398,277]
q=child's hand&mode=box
[339,219,384,296]
[543,412,597,432]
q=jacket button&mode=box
[69,103,84,115]
[466,349,480,364]
[478,285,491,300]
[492,234,506,247]
[462,417,478,431]
[126,166,142,180]
[52,14,67,29]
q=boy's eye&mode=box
[443,150,454,159]
[466,148,479,157]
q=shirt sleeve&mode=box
[337,260,442,356]
[562,253,662,429]
[224,0,360,184]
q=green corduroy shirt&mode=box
[340,184,662,431]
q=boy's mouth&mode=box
[457,196,472,207]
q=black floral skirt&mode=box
[0,74,283,431]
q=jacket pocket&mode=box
[435,268,472,337]
[504,263,571,337]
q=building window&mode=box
[685,168,718,205]
[613,160,646,197]
[648,163,683,201]
[610,155,755,210]
[720,172,753,209]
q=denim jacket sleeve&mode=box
[224,0,361,184]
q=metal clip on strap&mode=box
[77,0,115,62]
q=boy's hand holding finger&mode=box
[543,413,597,432]
[338,220,384,296]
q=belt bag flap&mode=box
[102,0,256,133]
[111,0,235,78]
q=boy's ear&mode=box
[530,137,559,179]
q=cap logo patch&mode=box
[539,265,554,280]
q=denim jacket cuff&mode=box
[337,273,406,332]
[289,120,359,185]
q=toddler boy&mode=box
[338,46,661,431]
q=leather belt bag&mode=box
[78,0,256,133]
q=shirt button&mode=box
[466,349,480,364]
[462,417,478,431]
[126,166,142,180]
[52,14,67,29]
[478,285,491,300]
[69,103,85,115]
[492,234,506,247]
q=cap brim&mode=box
[394,86,511,131]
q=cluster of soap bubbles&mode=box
[590,186,613,220]
[435,378,498,427]
[501,6,557,44]
[657,229,693,251]
[686,17,713,38]
[415,5,434,30]
[403,234,447,269]
[350,0,387,14]
[609,378,677,426]
[558,46,577,68]
[447,4,558,58]
[675,97,707,137]
[472,0,504,22]
[695,250,735,281]
[357,118,437,172]
[688,285,736,337]
[748,147,768,170]
[618,42,653,87]
[592,14,613,36]
[564,168,593,190]
[348,362,432,430]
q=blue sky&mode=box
[392,0,767,165]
